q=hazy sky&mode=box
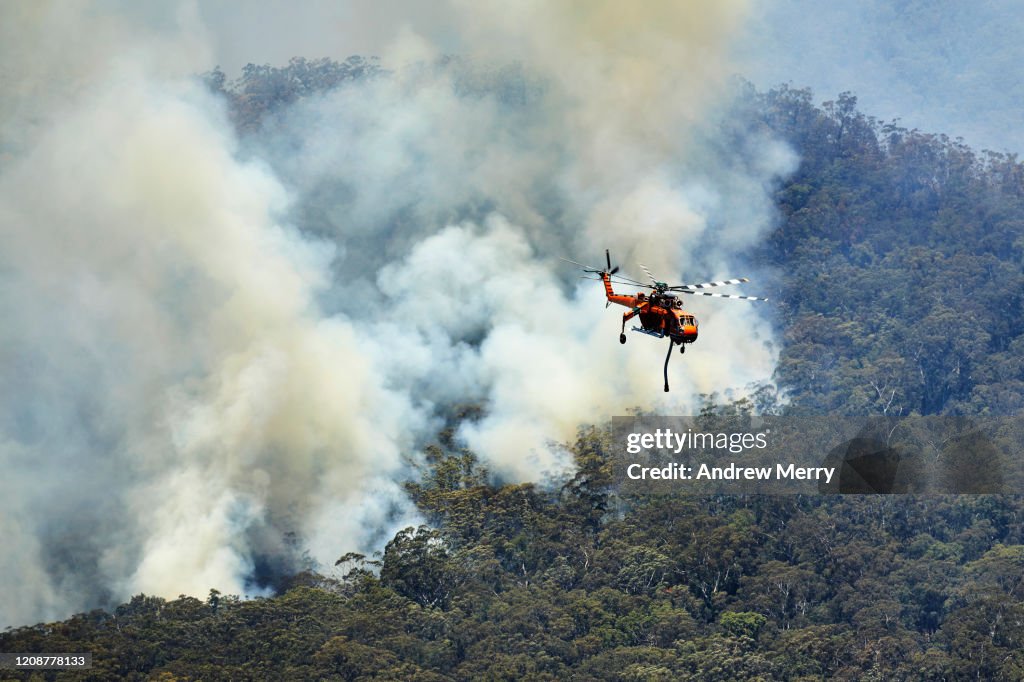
[740,0,1024,154]
[196,1,461,73]
[194,0,1024,155]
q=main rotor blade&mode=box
[559,256,602,272]
[669,277,750,290]
[579,274,657,289]
[607,273,650,287]
[578,270,654,288]
[638,262,659,286]
[678,290,768,301]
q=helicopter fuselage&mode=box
[567,249,763,392]
[603,274,698,344]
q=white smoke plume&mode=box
[0,0,793,627]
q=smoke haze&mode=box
[741,0,1024,154]
[0,0,793,627]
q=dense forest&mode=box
[3,59,1023,681]
[756,85,1024,417]
[4,440,1023,680]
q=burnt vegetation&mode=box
[4,60,1023,680]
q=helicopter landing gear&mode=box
[619,333,627,344]
[680,343,685,354]
[663,338,674,392]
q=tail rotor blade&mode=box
[602,249,620,275]
[564,249,625,279]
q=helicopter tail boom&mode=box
[601,271,637,308]
[601,271,615,298]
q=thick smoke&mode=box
[0,1,792,627]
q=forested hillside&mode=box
[4,438,1023,680]
[3,61,1023,681]
[754,85,1024,417]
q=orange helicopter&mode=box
[564,250,767,392]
